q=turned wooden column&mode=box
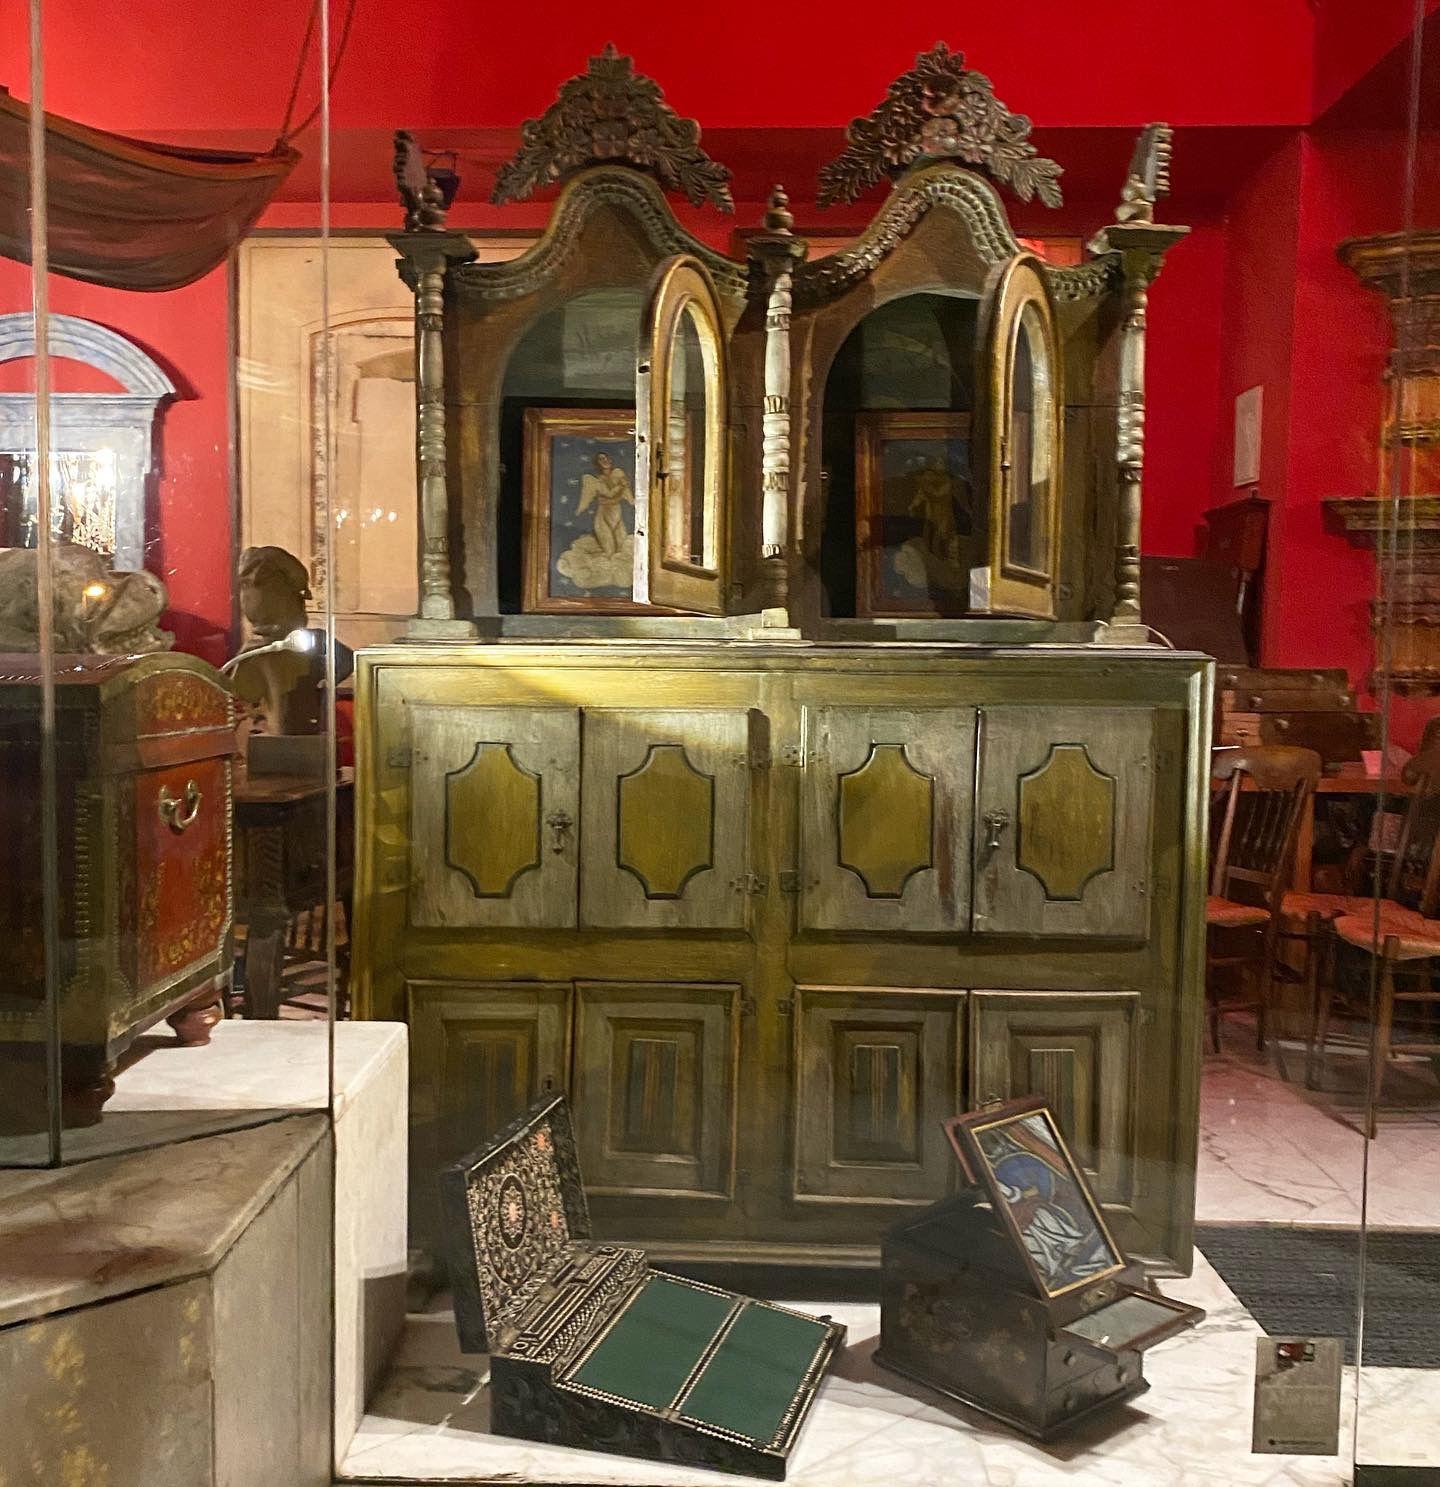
[1085,125,1187,641]
[389,131,478,640]
[747,187,806,629]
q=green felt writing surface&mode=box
[678,1301,828,1445]
[567,1275,735,1409]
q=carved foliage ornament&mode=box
[492,45,734,213]
[818,43,1063,210]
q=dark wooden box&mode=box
[443,1093,845,1479]
[875,1098,1201,1440]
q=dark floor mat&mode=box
[1197,1224,1440,1367]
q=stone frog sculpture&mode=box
[0,544,174,655]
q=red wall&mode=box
[1212,120,1440,747]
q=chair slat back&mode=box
[1388,741,1440,915]
[1210,746,1321,912]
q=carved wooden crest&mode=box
[818,43,1063,209]
[492,45,734,212]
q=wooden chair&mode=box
[1317,744,1440,1136]
[1206,746,1321,1053]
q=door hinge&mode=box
[386,746,412,770]
[779,742,802,767]
[776,998,793,1016]
[731,872,769,895]
[778,870,801,894]
[738,995,757,1018]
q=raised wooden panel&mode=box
[617,744,714,898]
[406,979,571,1174]
[409,704,579,929]
[838,744,934,898]
[969,990,1138,1204]
[793,986,964,1204]
[572,981,738,1199]
[580,709,750,930]
[1016,744,1114,900]
[800,707,976,932]
[973,706,1154,938]
[447,743,541,896]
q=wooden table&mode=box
[1292,766,1411,892]
[233,768,354,1019]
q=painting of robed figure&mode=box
[855,410,977,617]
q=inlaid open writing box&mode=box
[443,1092,845,1478]
[875,1097,1202,1439]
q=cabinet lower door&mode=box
[580,709,753,930]
[973,706,1154,938]
[791,986,964,1206]
[969,990,1139,1206]
[407,980,572,1238]
[572,981,739,1202]
[408,704,579,929]
[799,707,976,932]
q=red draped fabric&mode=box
[0,89,297,292]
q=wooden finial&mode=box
[764,185,794,235]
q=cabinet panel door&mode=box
[969,990,1138,1204]
[580,709,751,930]
[793,986,963,1204]
[407,979,572,1172]
[573,981,738,1200]
[973,706,1154,938]
[409,704,579,929]
[799,707,976,932]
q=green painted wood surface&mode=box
[678,1302,828,1444]
[568,1276,733,1409]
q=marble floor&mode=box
[1197,1018,1440,1228]
[338,1252,1439,1484]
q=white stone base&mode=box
[339,1249,1437,1485]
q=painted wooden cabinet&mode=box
[355,642,1211,1273]
[368,48,1207,1281]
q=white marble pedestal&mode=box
[94,1017,410,1461]
[0,1019,409,1484]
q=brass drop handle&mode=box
[159,779,203,832]
[545,809,573,855]
[983,807,1010,853]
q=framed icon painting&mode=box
[946,1099,1126,1300]
[522,407,647,613]
[854,410,976,618]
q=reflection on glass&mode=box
[975,1109,1118,1293]
[0,449,118,555]
[1006,305,1051,573]
[665,302,710,568]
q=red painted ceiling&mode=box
[6,0,1321,134]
